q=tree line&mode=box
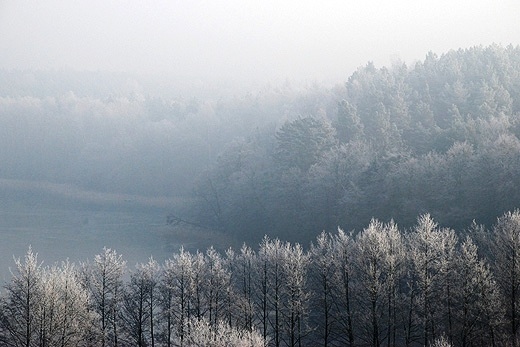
[4,210,520,346]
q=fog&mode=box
[1,1,519,88]
[0,1,520,268]
[2,3,520,344]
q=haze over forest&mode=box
[0,1,519,241]
[1,1,519,88]
[0,1,518,238]
[2,1,520,346]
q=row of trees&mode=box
[0,247,264,347]
[4,210,520,346]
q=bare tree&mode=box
[120,259,159,347]
[39,261,93,347]
[0,247,43,347]
[408,214,457,346]
[332,228,356,346]
[309,232,337,347]
[233,244,256,333]
[81,248,126,347]
[492,209,520,346]
[159,248,194,347]
[280,242,310,347]
[454,236,503,347]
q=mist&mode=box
[2,3,520,344]
[1,1,519,88]
[1,0,520,279]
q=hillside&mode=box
[183,44,520,242]
[2,45,520,244]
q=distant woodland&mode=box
[2,44,520,244]
[187,44,520,243]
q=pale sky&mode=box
[1,0,519,87]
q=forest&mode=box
[183,44,520,243]
[1,44,520,346]
[2,45,520,244]
[1,211,520,347]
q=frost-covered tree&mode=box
[120,258,159,347]
[354,219,404,347]
[408,214,458,346]
[335,99,364,143]
[309,232,337,347]
[258,236,285,347]
[81,248,126,347]
[453,236,503,347]
[256,236,272,342]
[180,317,265,347]
[492,209,520,345]
[331,228,356,346]
[275,116,336,172]
[381,220,405,347]
[159,248,193,346]
[189,251,206,322]
[0,250,95,347]
[233,244,256,333]
[280,242,310,347]
[143,258,160,347]
[254,238,311,347]
[429,334,453,347]
[0,247,43,347]
[204,247,232,328]
[39,261,93,347]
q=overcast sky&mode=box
[1,0,519,87]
